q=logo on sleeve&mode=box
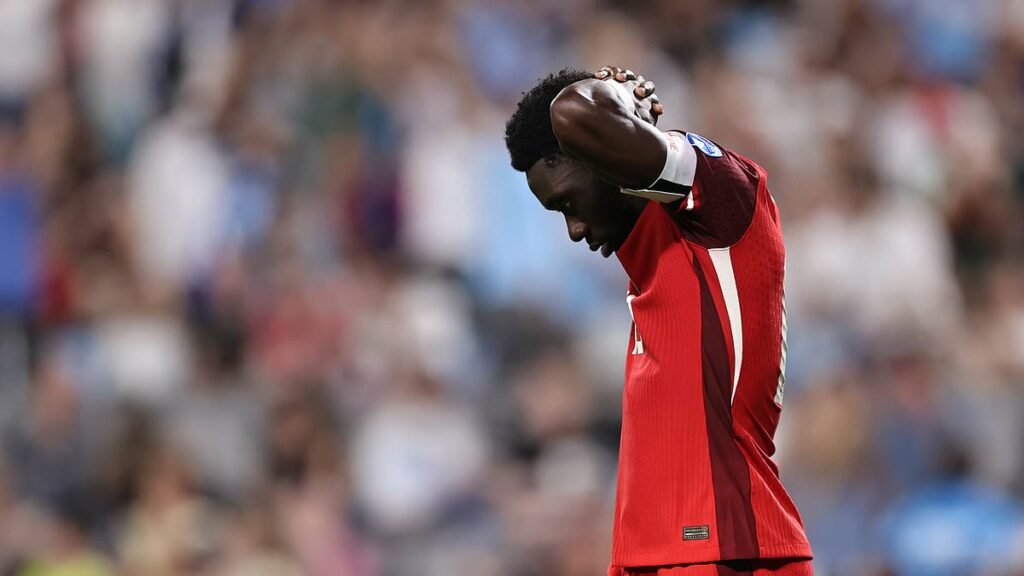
[686,132,723,158]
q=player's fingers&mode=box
[595,66,613,79]
[638,107,658,127]
[615,69,636,82]
[652,101,664,116]
[634,80,656,98]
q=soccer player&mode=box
[503,67,814,576]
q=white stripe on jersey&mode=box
[709,248,743,404]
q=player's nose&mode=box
[565,217,589,243]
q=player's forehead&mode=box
[526,158,584,206]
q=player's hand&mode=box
[594,65,664,126]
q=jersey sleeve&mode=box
[621,131,759,248]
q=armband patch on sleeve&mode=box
[686,132,723,157]
[620,131,697,203]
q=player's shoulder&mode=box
[682,130,764,185]
[664,130,764,248]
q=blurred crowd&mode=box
[0,0,1022,575]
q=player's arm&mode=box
[550,68,696,199]
[549,73,667,189]
[555,66,759,246]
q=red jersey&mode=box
[610,132,812,570]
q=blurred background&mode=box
[0,0,1023,575]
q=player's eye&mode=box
[561,200,574,214]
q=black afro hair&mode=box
[504,68,594,172]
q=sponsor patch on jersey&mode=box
[686,132,723,158]
[682,525,710,541]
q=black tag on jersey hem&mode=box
[682,525,710,541]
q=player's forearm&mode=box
[550,79,667,190]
